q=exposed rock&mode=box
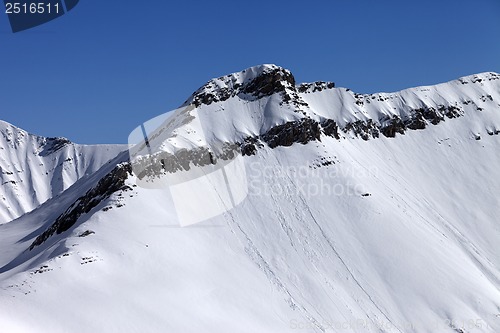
[39,137,72,156]
[261,118,321,148]
[297,81,335,94]
[240,137,262,156]
[241,67,295,98]
[189,66,297,108]
[487,129,500,136]
[380,116,406,138]
[439,105,462,119]
[321,119,340,140]
[343,120,379,140]
[405,112,427,130]
[29,163,132,250]
[78,230,95,237]
[132,147,211,179]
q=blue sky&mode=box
[1,0,499,144]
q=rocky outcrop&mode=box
[380,116,406,138]
[340,104,466,139]
[297,81,335,94]
[131,141,243,180]
[29,163,132,250]
[261,118,321,148]
[39,137,72,156]
[320,119,340,140]
[241,67,295,98]
[343,120,380,140]
[188,66,298,108]
[240,137,262,156]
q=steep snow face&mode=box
[1,67,500,333]
[300,71,500,134]
[0,120,126,224]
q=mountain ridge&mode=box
[131,65,500,167]
[1,66,499,332]
[0,119,126,224]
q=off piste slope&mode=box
[0,120,126,224]
[1,65,500,333]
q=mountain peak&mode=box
[0,119,74,153]
[0,120,32,149]
[0,119,26,135]
[0,119,125,225]
[184,64,297,107]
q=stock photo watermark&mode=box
[128,106,378,227]
[247,162,377,198]
[128,105,248,227]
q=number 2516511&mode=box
[5,2,60,14]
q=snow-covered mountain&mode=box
[0,120,126,224]
[1,65,499,333]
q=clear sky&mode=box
[1,0,499,144]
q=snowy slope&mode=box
[0,65,499,333]
[0,120,126,224]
